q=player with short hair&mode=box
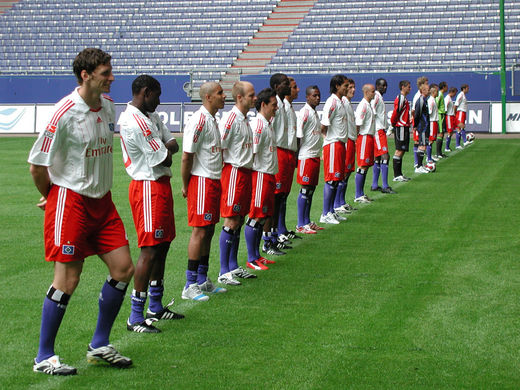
[119,75,184,334]
[412,77,429,169]
[29,48,134,375]
[245,88,279,270]
[454,84,470,149]
[371,78,395,194]
[295,85,323,233]
[217,81,258,285]
[427,84,440,164]
[434,81,448,159]
[319,74,349,224]
[390,80,412,182]
[444,87,458,152]
[181,81,227,301]
[354,84,376,203]
[413,81,431,173]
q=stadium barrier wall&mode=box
[2,102,510,134]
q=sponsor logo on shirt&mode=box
[62,245,75,255]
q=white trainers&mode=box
[334,205,352,214]
[333,212,347,221]
[86,344,132,367]
[199,277,227,294]
[230,266,257,279]
[431,155,439,162]
[319,212,340,224]
[393,175,407,182]
[181,283,209,301]
[354,195,372,204]
[218,272,241,286]
[33,355,77,376]
[456,145,463,150]
[415,166,430,174]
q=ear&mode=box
[80,69,90,83]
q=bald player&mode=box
[181,82,227,301]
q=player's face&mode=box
[402,83,411,96]
[289,80,299,100]
[430,88,438,98]
[85,62,114,94]
[346,83,355,100]
[377,81,387,95]
[242,84,257,110]
[307,89,320,108]
[209,85,226,110]
[337,81,349,98]
[420,83,429,96]
[365,86,376,102]
[145,88,161,113]
[263,96,278,121]
[278,76,291,96]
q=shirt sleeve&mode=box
[320,98,334,127]
[297,108,308,139]
[355,102,367,127]
[124,113,168,168]
[219,112,233,150]
[183,112,205,154]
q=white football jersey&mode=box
[284,98,298,152]
[297,103,322,159]
[321,94,348,146]
[428,96,439,122]
[250,113,278,175]
[219,105,254,169]
[445,94,455,116]
[355,98,376,136]
[28,88,116,199]
[342,96,357,141]
[272,95,289,149]
[118,103,174,181]
[454,91,467,112]
[183,106,222,179]
[371,90,388,131]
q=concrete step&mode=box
[233,58,272,67]
[259,24,299,32]
[248,37,287,45]
[264,17,305,24]
[279,0,316,5]
[239,50,277,59]
[254,30,293,38]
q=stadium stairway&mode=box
[220,0,316,95]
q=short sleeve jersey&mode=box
[272,95,289,149]
[428,95,439,122]
[284,98,298,152]
[321,94,348,146]
[342,96,357,141]
[118,103,174,181]
[28,87,116,199]
[355,98,376,136]
[219,105,254,169]
[371,90,387,131]
[454,91,467,112]
[183,106,222,179]
[445,94,455,116]
[297,103,322,159]
[250,113,278,175]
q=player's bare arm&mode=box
[180,151,194,198]
[30,164,51,210]
[321,124,328,136]
[165,138,179,154]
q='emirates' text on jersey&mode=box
[297,103,322,159]
[183,106,222,179]
[250,113,278,175]
[219,105,254,169]
[118,103,174,181]
[321,94,348,146]
[28,88,116,199]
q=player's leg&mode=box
[218,216,242,285]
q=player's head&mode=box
[375,78,387,95]
[286,77,299,102]
[255,88,278,121]
[449,86,458,96]
[270,73,291,97]
[305,85,320,108]
[345,78,355,100]
[420,82,430,96]
[232,81,256,111]
[73,48,113,91]
[439,81,448,92]
[429,83,439,98]
[399,80,411,94]
[330,74,348,96]
[362,84,376,102]
[200,81,226,112]
[131,74,162,112]
[461,84,469,93]
[416,76,429,89]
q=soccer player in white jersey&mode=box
[181,82,227,301]
[296,85,323,233]
[444,87,458,152]
[427,84,440,164]
[279,76,302,241]
[245,88,279,270]
[119,75,184,334]
[320,74,349,224]
[354,84,376,203]
[28,48,134,375]
[217,81,258,285]
[263,73,292,255]
[412,77,429,169]
[454,84,470,149]
[335,78,357,214]
[390,80,412,182]
[371,78,395,194]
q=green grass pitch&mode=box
[1,136,519,389]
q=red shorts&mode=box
[323,141,345,181]
[456,111,466,127]
[297,157,320,186]
[275,147,296,194]
[345,138,356,173]
[446,115,456,133]
[429,121,439,142]
[220,163,252,217]
[413,128,419,143]
[356,134,375,167]
[249,171,275,219]
[129,176,175,248]
[374,129,389,157]
[44,186,128,263]
[187,175,221,227]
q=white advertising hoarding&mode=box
[0,105,36,133]
[491,103,520,133]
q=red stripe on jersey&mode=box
[133,114,152,137]
[121,138,132,168]
[49,100,75,128]
[193,114,206,143]
[328,99,336,118]
[150,139,161,151]
[41,136,52,153]
[303,109,309,123]
[253,120,263,144]
[222,112,237,141]
[102,94,114,102]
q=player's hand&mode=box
[182,187,188,198]
[37,196,47,210]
